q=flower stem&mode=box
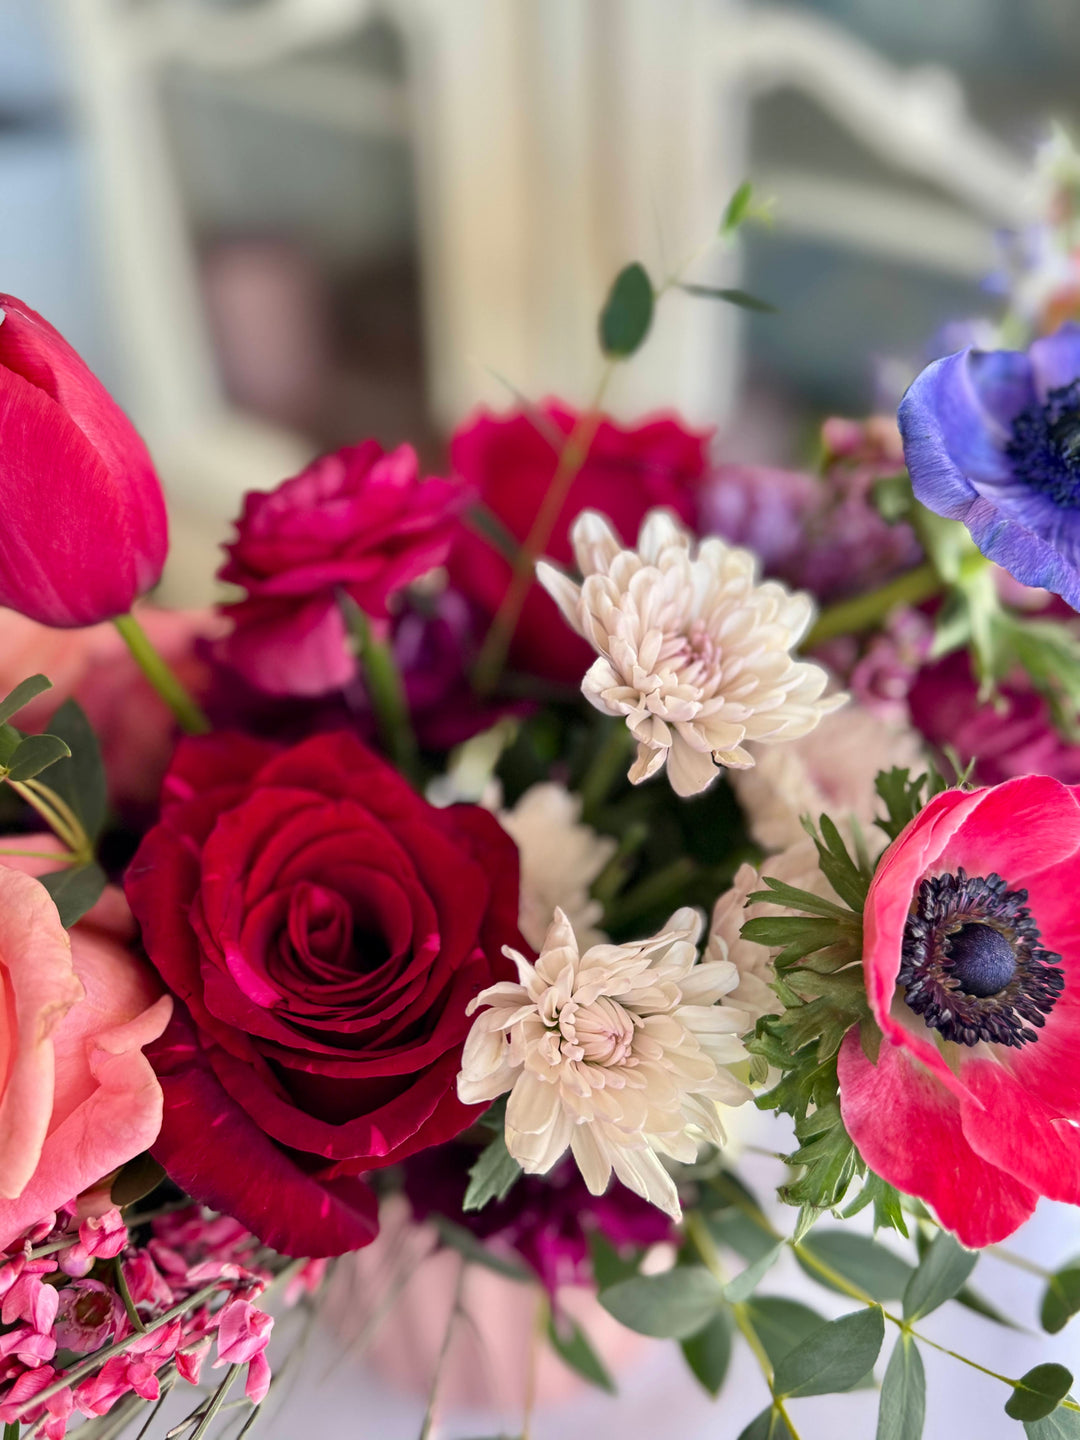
[804,561,941,648]
[4,1423,18,1439]
[418,1257,466,1440]
[7,779,86,856]
[579,723,634,822]
[114,611,211,735]
[342,599,421,785]
[472,364,618,695]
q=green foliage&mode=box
[843,1173,909,1237]
[599,262,654,357]
[902,1230,977,1322]
[0,674,51,726]
[598,1267,725,1339]
[40,862,107,930]
[795,1229,913,1301]
[771,1306,885,1398]
[723,1243,784,1303]
[587,1231,641,1290]
[431,1219,531,1282]
[681,1308,734,1396]
[742,1297,829,1369]
[737,1407,796,1440]
[679,283,776,313]
[1005,1365,1075,1422]
[874,767,949,843]
[463,1127,521,1213]
[41,700,107,842]
[1024,1406,1080,1438]
[5,733,70,782]
[876,1334,926,1440]
[720,180,755,235]
[547,1313,615,1393]
[1042,1262,1080,1334]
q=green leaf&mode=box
[876,1333,925,1440]
[724,1243,784,1302]
[796,1230,913,1301]
[681,1307,734,1396]
[547,1313,615,1394]
[40,862,107,929]
[39,700,107,841]
[5,733,71,782]
[902,1230,977,1321]
[737,1407,796,1440]
[0,674,51,726]
[679,282,776,313]
[599,1267,725,1340]
[1043,1263,1080,1334]
[110,1152,168,1208]
[431,1218,531,1282]
[1006,1365,1075,1422]
[772,1306,885,1398]
[842,1172,909,1238]
[705,1212,779,1265]
[588,1232,641,1290]
[743,1297,829,1368]
[599,262,654,357]
[721,180,755,235]
[874,768,946,844]
[463,1130,521,1212]
[1024,1404,1080,1438]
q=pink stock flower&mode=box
[0,866,172,1249]
[218,441,470,696]
[0,294,168,627]
[838,775,1080,1245]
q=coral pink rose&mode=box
[0,294,168,627]
[218,441,471,697]
[0,864,172,1247]
[446,403,710,684]
[838,775,1080,1246]
[0,604,223,815]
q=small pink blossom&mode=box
[0,1326,56,1366]
[58,1208,127,1278]
[0,1363,58,1422]
[74,1355,159,1417]
[53,1280,124,1352]
[214,1298,274,1366]
[245,1350,272,1405]
[176,1337,212,1385]
[122,1251,173,1309]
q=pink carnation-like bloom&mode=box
[218,441,470,697]
[0,866,172,1249]
[838,775,1080,1245]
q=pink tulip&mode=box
[0,294,168,626]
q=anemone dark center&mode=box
[898,868,1064,1047]
[945,922,1017,998]
[1006,379,1080,508]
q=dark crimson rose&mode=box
[447,402,710,684]
[125,731,523,1258]
[218,441,470,697]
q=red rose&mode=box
[125,731,523,1257]
[838,775,1080,1246]
[218,441,470,696]
[0,294,167,627]
[447,402,710,684]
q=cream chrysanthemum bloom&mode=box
[498,783,616,952]
[536,509,845,797]
[457,907,749,1220]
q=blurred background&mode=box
[0,0,1062,601]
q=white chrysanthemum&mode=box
[457,907,750,1219]
[706,839,838,1028]
[536,509,845,798]
[498,783,616,952]
[730,704,924,852]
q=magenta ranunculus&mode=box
[838,775,1080,1246]
[124,730,524,1258]
[446,403,710,685]
[0,295,168,627]
[218,441,471,697]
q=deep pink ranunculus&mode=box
[218,441,471,697]
[838,775,1080,1246]
[446,403,710,684]
[124,730,523,1258]
[0,295,168,627]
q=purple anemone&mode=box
[899,322,1080,609]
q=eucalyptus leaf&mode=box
[737,1405,796,1440]
[724,1243,784,1303]
[6,732,71,782]
[706,1212,779,1265]
[743,1297,829,1368]
[588,1232,640,1291]
[547,1314,615,1394]
[431,1219,531,1282]
[902,1230,977,1321]
[1042,1264,1080,1334]
[772,1306,885,1399]
[463,1131,521,1212]
[679,282,776,313]
[1024,1403,1080,1438]
[40,862,107,929]
[796,1230,913,1302]
[599,262,654,357]
[876,1334,925,1440]
[1006,1365,1074,1422]
[0,674,51,726]
[681,1307,734,1396]
[599,1267,725,1340]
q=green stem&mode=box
[804,561,941,648]
[7,779,85,855]
[473,364,617,695]
[113,1255,146,1333]
[0,847,78,862]
[603,856,698,931]
[5,1422,19,1439]
[986,1243,1054,1280]
[578,723,634,822]
[418,1257,466,1440]
[344,601,420,785]
[114,611,210,735]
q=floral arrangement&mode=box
[5,148,1080,1440]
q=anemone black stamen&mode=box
[897,867,1064,1048]
[1005,379,1080,509]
